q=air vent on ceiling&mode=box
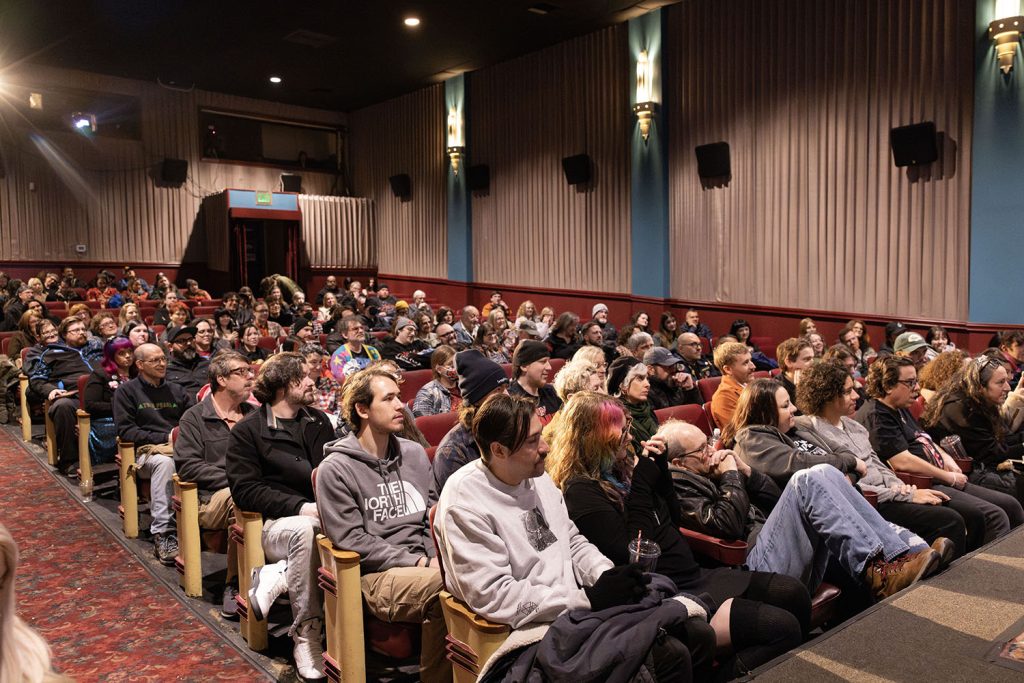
[283,29,339,48]
[527,3,558,15]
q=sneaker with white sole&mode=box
[248,560,288,622]
[220,584,240,620]
[293,617,326,681]
[153,532,178,566]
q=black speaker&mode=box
[467,164,490,192]
[388,173,411,199]
[694,142,730,178]
[890,122,938,167]
[281,174,302,192]
[561,154,592,185]
[160,158,188,185]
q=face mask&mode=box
[445,367,459,382]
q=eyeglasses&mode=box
[174,337,195,345]
[679,441,714,460]
[142,357,168,365]
[227,366,253,377]
[895,378,920,388]
[681,341,702,348]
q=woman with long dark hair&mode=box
[653,312,680,349]
[922,356,1024,505]
[84,337,135,463]
[547,391,811,680]
[238,323,269,363]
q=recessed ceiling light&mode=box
[403,16,421,27]
[269,76,282,84]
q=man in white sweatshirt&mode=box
[433,394,649,629]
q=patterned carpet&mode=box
[0,428,270,682]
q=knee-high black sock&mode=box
[727,597,802,677]
[742,571,812,639]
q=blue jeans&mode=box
[746,464,926,592]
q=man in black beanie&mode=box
[429,350,509,499]
[508,340,562,420]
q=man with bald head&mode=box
[113,342,194,565]
[453,305,479,346]
[676,332,720,381]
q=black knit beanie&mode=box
[456,349,509,406]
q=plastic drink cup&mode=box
[628,538,661,572]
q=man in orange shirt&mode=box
[710,341,755,429]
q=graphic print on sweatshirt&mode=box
[364,480,427,523]
[521,507,558,552]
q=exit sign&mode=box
[255,191,272,205]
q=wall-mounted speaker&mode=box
[281,174,302,192]
[160,158,188,185]
[694,142,730,179]
[467,164,490,192]
[388,173,411,199]
[561,154,592,185]
[890,122,938,167]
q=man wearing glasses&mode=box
[165,325,211,398]
[329,317,381,383]
[676,333,720,380]
[174,351,256,616]
[433,323,462,350]
[29,317,101,475]
[113,343,195,565]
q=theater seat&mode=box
[399,369,434,405]
[548,358,565,376]
[429,506,509,682]
[909,396,925,421]
[230,509,269,651]
[654,403,713,437]
[416,412,459,448]
[697,376,721,404]
[679,527,841,630]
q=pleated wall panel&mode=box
[298,195,376,269]
[666,0,973,320]
[470,25,631,293]
[0,64,346,266]
[348,85,446,279]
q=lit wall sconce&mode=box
[446,105,465,175]
[632,50,658,143]
[990,0,1024,73]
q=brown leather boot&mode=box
[864,548,940,600]
[929,537,956,573]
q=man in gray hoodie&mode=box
[317,366,450,683]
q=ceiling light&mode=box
[403,16,421,27]
[29,92,43,110]
[71,112,96,133]
[269,76,282,84]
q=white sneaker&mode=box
[248,560,288,622]
[293,617,326,680]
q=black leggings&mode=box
[719,572,809,678]
[651,617,717,682]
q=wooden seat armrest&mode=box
[679,527,748,566]
[952,457,973,474]
[440,593,510,635]
[861,489,879,508]
[894,471,932,489]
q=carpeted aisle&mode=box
[0,427,270,681]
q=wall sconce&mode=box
[632,50,658,143]
[446,105,465,175]
[990,0,1024,73]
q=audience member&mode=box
[682,308,713,342]
[238,323,269,364]
[165,325,211,397]
[854,356,1022,548]
[893,332,930,370]
[998,330,1024,387]
[83,337,135,464]
[546,312,581,360]
[1,286,36,331]
[667,419,943,598]
[572,345,609,384]
[590,303,617,344]
[471,322,509,365]
[644,346,700,409]
[453,305,479,347]
[152,289,181,327]
[174,351,255,617]
[676,332,720,380]
[252,301,283,339]
[28,317,100,475]
[430,350,509,498]
[807,332,825,358]
[379,317,431,370]
[183,278,211,301]
[918,350,968,403]
[118,302,141,329]
[434,306,455,327]
[318,367,451,682]
[653,312,680,349]
[113,342,193,564]
[925,325,955,359]
[607,356,658,454]
[775,337,814,407]
[226,352,334,681]
[329,317,381,382]
[710,341,755,429]
[316,275,342,306]
[7,311,41,365]
[877,322,907,358]
[798,318,816,336]
[508,339,562,420]
[412,345,459,417]
[479,290,507,319]
[626,331,655,361]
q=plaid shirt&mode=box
[315,375,343,416]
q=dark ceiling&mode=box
[0,0,670,112]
